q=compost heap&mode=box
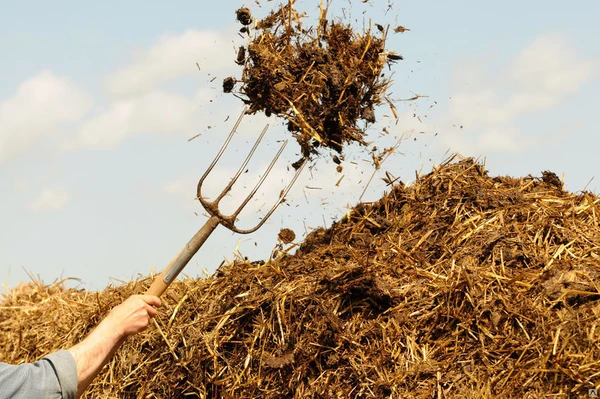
[225,3,400,161]
[2,158,600,398]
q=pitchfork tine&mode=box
[214,123,269,204]
[197,110,245,189]
[146,109,305,297]
[231,139,287,220]
[234,157,306,234]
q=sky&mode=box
[1,0,598,292]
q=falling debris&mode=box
[394,25,410,33]
[277,228,296,244]
[225,2,401,162]
[222,76,236,93]
[235,7,253,26]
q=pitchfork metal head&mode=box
[196,109,306,234]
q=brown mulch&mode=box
[225,2,400,161]
[2,157,600,398]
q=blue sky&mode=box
[1,0,598,291]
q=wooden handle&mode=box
[146,250,182,297]
[145,216,220,297]
[146,277,169,297]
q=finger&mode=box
[146,304,158,318]
[141,295,162,308]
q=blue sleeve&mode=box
[0,350,78,399]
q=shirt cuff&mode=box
[44,350,78,399]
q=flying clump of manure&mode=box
[277,227,296,244]
[226,3,401,160]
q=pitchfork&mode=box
[146,110,305,297]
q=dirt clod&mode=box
[222,76,235,93]
[235,7,252,26]
[277,228,296,244]
[235,46,246,65]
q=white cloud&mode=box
[440,33,596,155]
[65,27,248,150]
[29,188,71,212]
[66,88,213,150]
[0,71,92,162]
[164,177,201,202]
[477,127,536,153]
[164,177,196,197]
[511,34,595,94]
[107,29,236,96]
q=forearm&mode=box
[65,294,160,398]
[67,319,125,398]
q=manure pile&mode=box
[2,158,600,398]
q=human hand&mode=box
[67,295,161,397]
[104,295,162,338]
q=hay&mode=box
[226,2,399,160]
[2,157,600,398]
